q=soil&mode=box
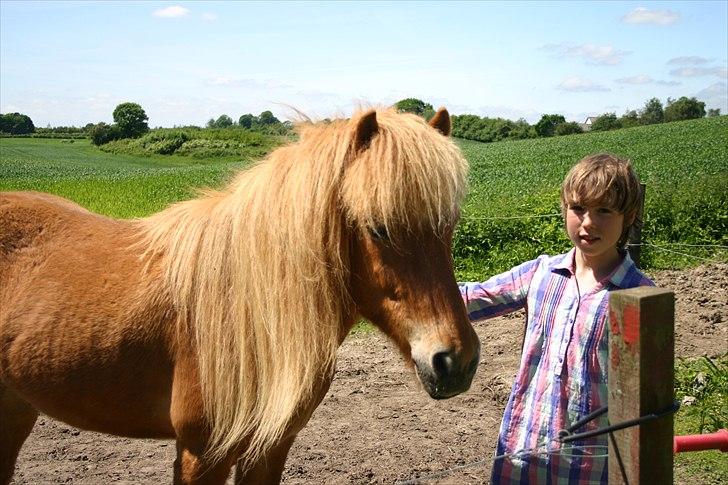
[10,263,727,484]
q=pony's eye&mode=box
[367,225,389,241]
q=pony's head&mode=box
[142,107,480,465]
[339,108,479,399]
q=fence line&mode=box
[460,213,562,221]
[631,243,728,264]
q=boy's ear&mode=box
[625,212,637,226]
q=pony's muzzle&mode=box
[414,346,480,400]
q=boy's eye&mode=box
[570,205,584,212]
[597,207,614,214]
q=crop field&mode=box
[0,137,246,217]
[1,116,726,276]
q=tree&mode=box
[394,98,434,119]
[508,118,536,140]
[639,97,664,125]
[554,122,583,136]
[590,113,622,132]
[707,108,721,117]
[89,122,122,146]
[534,114,566,137]
[112,102,149,138]
[206,118,216,129]
[215,114,233,128]
[620,109,641,128]
[664,96,706,122]
[238,113,255,129]
[258,110,279,125]
[0,112,35,134]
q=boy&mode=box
[460,153,654,484]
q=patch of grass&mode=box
[348,320,377,337]
[99,127,285,161]
[0,137,245,217]
[673,356,728,484]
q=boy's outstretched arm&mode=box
[460,257,542,321]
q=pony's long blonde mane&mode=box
[138,108,468,466]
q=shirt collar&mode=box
[551,248,637,288]
[606,251,637,288]
[552,248,576,275]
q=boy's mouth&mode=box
[579,234,600,244]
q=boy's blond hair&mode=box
[560,153,643,249]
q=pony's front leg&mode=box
[173,439,237,485]
[233,435,296,485]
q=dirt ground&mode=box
[10,263,727,484]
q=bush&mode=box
[554,122,583,136]
[90,123,123,146]
[590,113,622,132]
[394,98,435,119]
[535,114,566,137]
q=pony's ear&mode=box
[429,108,451,136]
[353,110,379,153]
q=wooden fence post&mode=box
[627,183,646,268]
[608,287,675,484]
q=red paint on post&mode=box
[610,341,620,367]
[609,309,621,335]
[622,304,640,345]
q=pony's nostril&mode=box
[432,350,455,379]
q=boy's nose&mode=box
[582,211,595,226]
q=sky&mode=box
[1,1,726,127]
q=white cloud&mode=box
[615,75,653,85]
[207,76,293,89]
[695,82,728,111]
[621,7,680,25]
[201,13,218,21]
[153,6,190,18]
[670,66,728,79]
[655,80,681,86]
[668,56,711,65]
[558,77,610,92]
[542,43,631,65]
[615,75,681,86]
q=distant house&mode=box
[579,116,598,131]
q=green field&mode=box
[0,137,246,217]
[1,117,727,274]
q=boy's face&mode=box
[565,202,625,260]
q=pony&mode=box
[0,108,480,484]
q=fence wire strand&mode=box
[631,242,728,264]
[460,213,562,221]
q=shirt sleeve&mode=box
[459,257,541,322]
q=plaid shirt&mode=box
[460,249,654,484]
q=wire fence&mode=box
[460,213,562,221]
[458,212,727,265]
